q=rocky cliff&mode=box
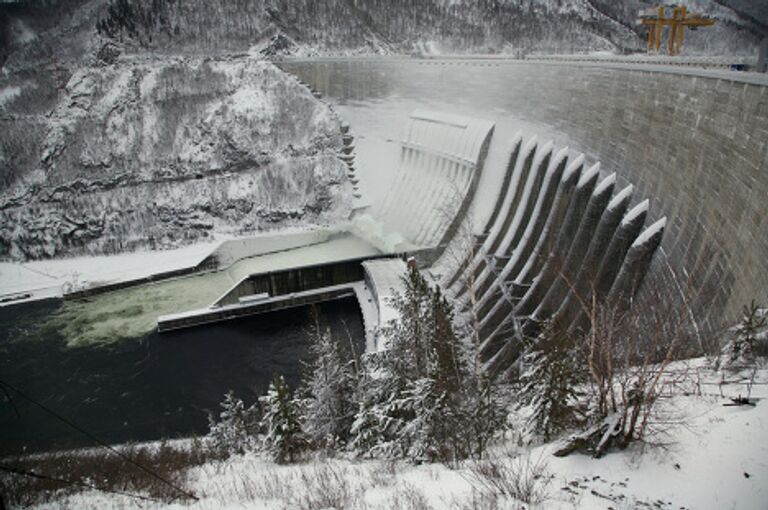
[0,55,351,260]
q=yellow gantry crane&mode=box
[638,5,716,55]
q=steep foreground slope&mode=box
[5,360,767,509]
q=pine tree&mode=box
[400,377,449,462]
[726,301,767,368]
[349,351,412,458]
[384,264,433,379]
[519,320,584,440]
[260,373,307,463]
[349,264,502,462]
[458,376,505,460]
[348,369,386,455]
[301,311,357,449]
[207,390,259,456]
[428,286,463,393]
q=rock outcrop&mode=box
[0,57,351,260]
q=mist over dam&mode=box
[280,58,768,333]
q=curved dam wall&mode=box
[501,63,768,330]
[438,135,666,377]
[281,60,768,330]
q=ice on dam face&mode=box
[362,110,495,252]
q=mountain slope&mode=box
[0,0,764,261]
[88,0,765,56]
[0,57,351,260]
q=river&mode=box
[0,297,363,455]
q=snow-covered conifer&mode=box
[350,264,502,462]
[207,390,259,455]
[260,373,307,463]
[519,320,584,440]
[301,312,357,448]
[349,370,386,456]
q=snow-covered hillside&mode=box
[2,0,765,64]
[0,56,351,260]
[85,0,767,56]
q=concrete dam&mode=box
[164,59,767,377]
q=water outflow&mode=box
[438,136,666,379]
[359,110,494,253]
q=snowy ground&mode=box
[23,361,768,510]
[0,241,219,303]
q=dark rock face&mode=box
[0,58,351,260]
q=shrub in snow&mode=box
[553,279,700,457]
[260,373,309,463]
[723,301,768,369]
[207,390,260,455]
[467,449,553,506]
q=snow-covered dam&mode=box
[280,58,768,339]
[157,109,496,334]
[157,105,665,380]
[155,57,768,378]
[2,56,767,451]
